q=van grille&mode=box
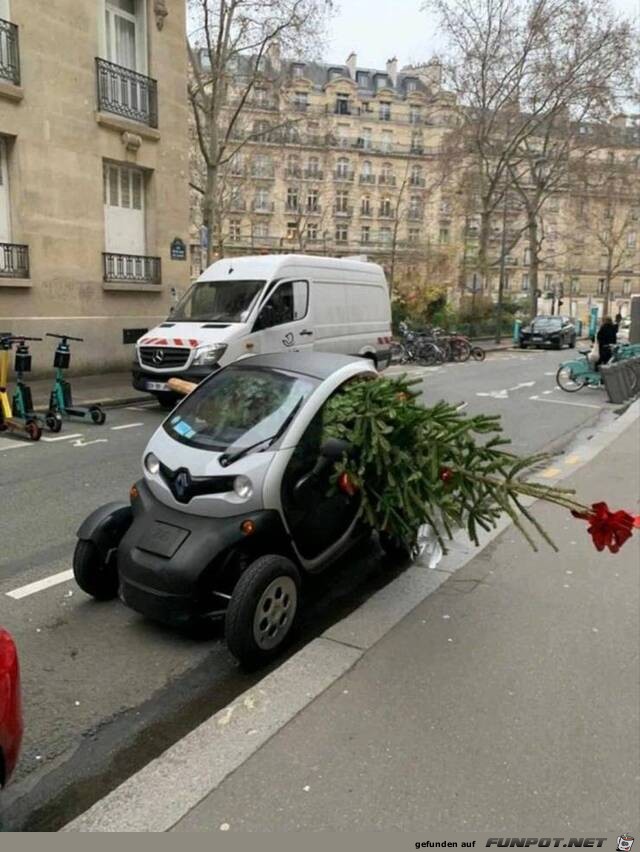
[139,346,190,369]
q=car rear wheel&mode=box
[225,555,300,668]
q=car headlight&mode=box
[193,344,227,366]
[144,452,160,475]
[233,475,253,500]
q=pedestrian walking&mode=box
[597,316,617,367]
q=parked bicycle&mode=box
[556,343,640,393]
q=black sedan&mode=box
[519,316,576,349]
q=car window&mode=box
[253,280,308,331]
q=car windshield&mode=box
[163,366,318,452]
[171,280,265,323]
[532,317,562,329]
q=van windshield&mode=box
[171,279,265,323]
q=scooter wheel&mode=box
[45,412,63,433]
[225,555,300,669]
[26,420,42,442]
[90,406,106,425]
[73,540,118,600]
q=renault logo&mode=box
[172,469,192,502]
[153,349,165,364]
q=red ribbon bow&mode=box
[571,502,638,553]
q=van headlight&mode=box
[233,475,253,500]
[193,344,227,366]
[144,452,160,475]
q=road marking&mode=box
[7,569,74,600]
[529,395,602,409]
[126,404,156,411]
[476,381,536,400]
[41,433,83,443]
[542,390,553,395]
[456,402,468,411]
[111,422,144,431]
[72,437,109,447]
[0,439,36,452]
[564,454,582,466]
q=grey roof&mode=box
[232,351,369,379]
[289,59,429,97]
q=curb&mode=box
[63,400,639,832]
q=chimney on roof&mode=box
[267,41,281,72]
[346,52,357,79]
[386,56,398,86]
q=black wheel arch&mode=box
[76,502,133,551]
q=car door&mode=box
[251,279,313,355]
[280,398,360,562]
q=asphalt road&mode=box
[0,349,617,829]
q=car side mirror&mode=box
[320,437,351,460]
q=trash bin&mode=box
[600,363,627,403]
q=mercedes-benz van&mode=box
[132,254,392,406]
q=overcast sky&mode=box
[325,0,640,71]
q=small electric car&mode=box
[74,353,429,667]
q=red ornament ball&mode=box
[439,467,454,483]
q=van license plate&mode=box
[146,381,169,391]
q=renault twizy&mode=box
[74,353,428,667]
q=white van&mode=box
[132,254,392,406]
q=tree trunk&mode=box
[527,218,539,318]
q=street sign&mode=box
[170,238,186,261]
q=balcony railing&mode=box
[103,253,161,284]
[229,199,247,212]
[252,201,275,213]
[410,177,426,187]
[334,170,355,182]
[0,243,29,278]
[378,208,394,219]
[303,168,324,180]
[96,58,158,128]
[407,209,424,220]
[305,205,322,215]
[359,174,376,185]
[360,207,374,218]
[285,167,302,178]
[378,175,396,186]
[0,18,20,86]
[333,205,354,218]
[251,168,275,180]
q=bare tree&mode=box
[427,0,637,316]
[188,0,333,265]
[576,151,639,316]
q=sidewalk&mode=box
[28,372,147,409]
[65,410,640,833]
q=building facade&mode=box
[0,0,190,373]
[192,52,639,324]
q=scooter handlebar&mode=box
[0,335,43,342]
[46,333,84,342]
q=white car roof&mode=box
[198,254,383,282]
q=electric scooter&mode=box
[0,335,43,442]
[45,333,106,428]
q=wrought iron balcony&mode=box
[333,205,354,218]
[359,174,376,185]
[378,175,396,186]
[407,209,424,221]
[285,167,302,178]
[96,58,158,128]
[251,168,275,180]
[0,18,20,86]
[303,168,324,180]
[252,201,275,213]
[378,208,395,219]
[103,253,161,285]
[333,170,355,182]
[0,243,29,278]
[409,177,426,187]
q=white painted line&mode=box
[111,422,144,431]
[529,395,602,410]
[456,402,468,411]
[41,433,83,443]
[0,441,35,452]
[126,404,156,411]
[7,569,74,600]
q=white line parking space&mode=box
[41,433,83,442]
[0,439,36,452]
[529,394,603,410]
[7,569,74,600]
[111,422,144,431]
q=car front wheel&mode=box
[225,555,300,668]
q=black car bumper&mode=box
[520,335,562,347]
[117,480,287,626]
[131,361,218,393]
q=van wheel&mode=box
[155,392,179,410]
[225,555,300,669]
